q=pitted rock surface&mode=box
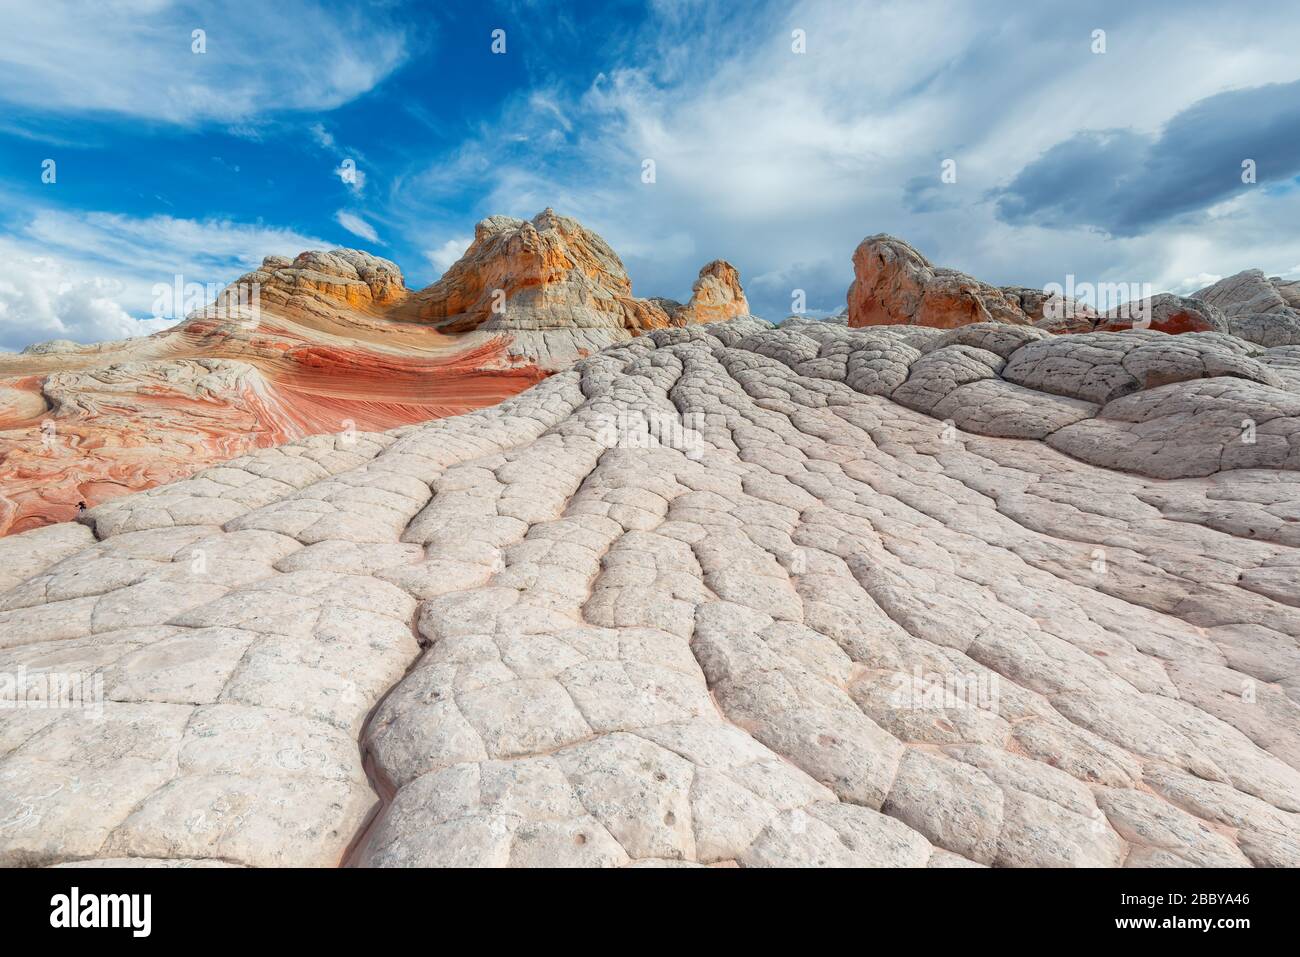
[2,317,1299,868]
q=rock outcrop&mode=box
[653,260,751,325]
[226,248,407,318]
[846,235,1300,343]
[1198,270,1300,318]
[0,211,748,535]
[410,209,748,369]
[1195,270,1300,347]
[847,235,1039,328]
[3,317,1298,868]
[412,210,663,339]
[1095,293,1229,335]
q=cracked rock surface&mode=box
[2,317,1299,868]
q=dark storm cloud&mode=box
[994,79,1300,236]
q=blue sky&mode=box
[2,0,1300,350]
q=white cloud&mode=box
[334,211,381,244]
[425,238,471,275]
[0,209,328,350]
[1170,273,1224,296]
[22,210,326,278]
[309,122,336,149]
[0,1,409,124]
[0,243,174,351]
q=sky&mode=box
[1,0,1300,351]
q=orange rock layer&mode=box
[0,329,541,535]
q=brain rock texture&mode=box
[2,317,1299,868]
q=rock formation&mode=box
[652,259,750,325]
[409,209,749,368]
[847,235,1300,344]
[0,211,746,536]
[2,315,1298,868]
[1195,270,1300,347]
[847,235,1041,328]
